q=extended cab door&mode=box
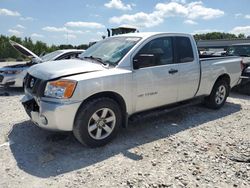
[132,36,179,112]
[173,36,200,101]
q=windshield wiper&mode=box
[83,56,108,66]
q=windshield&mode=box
[79,37,141,66]
[41,50,63,61]
[227,45,250,56]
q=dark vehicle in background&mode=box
[107,25,138,37]
[227,43,250,95]
[226,43,250,64]
[89,25,138,46]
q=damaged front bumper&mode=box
[21,95,82,131]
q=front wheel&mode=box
[204,80,229,109]
[73,98,122,147]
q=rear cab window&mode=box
[174,36,194,63]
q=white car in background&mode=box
[0,40,85,87]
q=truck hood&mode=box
[9,40,41,60]
[28,59,106,80]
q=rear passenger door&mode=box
[174,36,200,101]
[132,36,179,112]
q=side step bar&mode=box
[129,97,204,123]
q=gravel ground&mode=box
[0,87,249,188]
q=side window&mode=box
[68,53,78,59]
[68,53,81,59]
[56,53,77,60]
[75,53,81,58]
[134,37,173,69]
[175,37,194,63]
[56,53,68,60]
[64,54,71,59]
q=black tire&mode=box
[73,97,122,147]
[204,79,230,109]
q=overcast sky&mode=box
[1,0,250,45]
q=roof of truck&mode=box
[112,32,192,39]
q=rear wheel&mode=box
[205,79,229,109]
[73,98,122,147]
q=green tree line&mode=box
[193,32,248,40]
[0,35,89,60]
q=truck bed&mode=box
[196,55,242,97]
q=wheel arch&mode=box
[214,73,231,88]
[209,73,231,98]
[205,73,231,109]
[74,91,128,128]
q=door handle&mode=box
[168,69,178,74]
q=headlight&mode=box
[4,70,23,74]
[44,80,77,99]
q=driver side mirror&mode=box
[133,54,155,69]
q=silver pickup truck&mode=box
[22,32,242,147]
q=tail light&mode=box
[240,59,245,71]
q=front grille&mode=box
[22,98,39,117]
[24,74,47,97]
[0,75,3,82]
